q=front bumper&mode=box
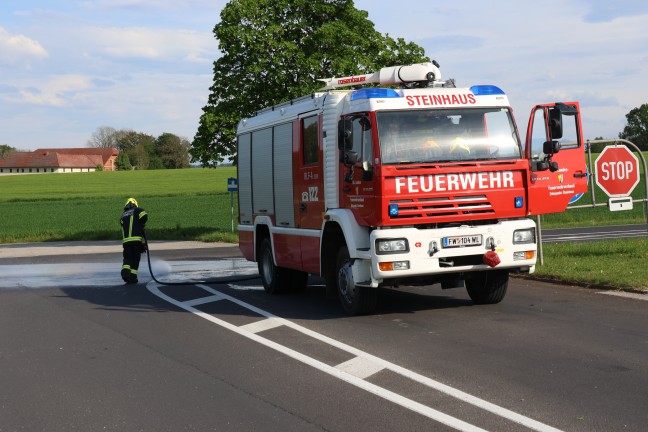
[357,220,537,286]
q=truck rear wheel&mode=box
[334,246,377,315]
[465,270,508,304]
[258,237,288,294]
[258,237,308,294]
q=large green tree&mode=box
[191,0,428,166]
[156,133,191,169]
[619,103,648,150]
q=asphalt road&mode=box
[541,223,648,243]
[1,241,647,431]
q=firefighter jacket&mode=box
[121,205,148,243]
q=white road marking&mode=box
[597,291,648,301]
[183,294,225,307]
[148,282,565,432]
[239,317,284,334]
[335,356,385,379]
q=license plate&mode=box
[442,235,483,248]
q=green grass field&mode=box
[532,237,648,290]
[1,163,646,290]
[0,168,239,243]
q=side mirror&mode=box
[543,140,561,155]
[338,119,353,151]
[548,107,563,140]
[343,151,359,165]
[536,140,561,172]
[548,161,559,172]
[359,117,371,131]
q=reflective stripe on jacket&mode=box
[121,206,148,243]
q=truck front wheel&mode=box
[465,270,508,304]
[334,246,377,315]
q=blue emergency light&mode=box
[388,204,399,217]
[470,85,505,96]
[514,196,524,208]
[350,88,403,101]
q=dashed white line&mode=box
[335,356,385,379]
[183,294,225,307]
[148,281,565,432]
[239,317,284,334]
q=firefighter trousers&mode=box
[122,241,143,283]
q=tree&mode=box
[87,126,118,148]
[191,0,429,166]
[156,133,190,169]
[0,144,16,159]
[127,142,151,170]
[619,104,648,151]
[115,152,132,170]
[116,131,156,170]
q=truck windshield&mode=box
[377,108,522,164]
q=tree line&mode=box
[1,128,191,170]
[87,126,190,170]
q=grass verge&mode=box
[528,237,648,291]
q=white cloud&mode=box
[0,26,48,67]
[4,75,93,107]
[77,26,216,63]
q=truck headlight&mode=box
[513,228,536,244]
[376,238,409,254]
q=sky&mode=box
[1,0,647,151]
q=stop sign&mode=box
[595,145,640,197]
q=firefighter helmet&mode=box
[125,197,138,208]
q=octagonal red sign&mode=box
[595,146,639,197]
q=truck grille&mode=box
[390,194,494,220]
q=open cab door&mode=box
[525,102,588,215]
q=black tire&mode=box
[334,246,378,315]
[258,237,287,294]
[258,237,308,294]
[465,270,509,304]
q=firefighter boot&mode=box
[121,268,130,283]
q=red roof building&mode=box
[0,148,119,175]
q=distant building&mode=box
[0,148,119,175]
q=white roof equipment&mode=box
[318,61,445,90]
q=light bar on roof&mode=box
[350,88,403,101]
[470,85,505,96]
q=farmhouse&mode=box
[0,148,119,175]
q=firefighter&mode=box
[120,197,148,284]
[424,124,471,160]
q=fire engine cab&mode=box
[236,61,588,314]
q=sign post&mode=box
[227,177,238,232]
[594,146,640,205]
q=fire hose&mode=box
[142,232,259,286]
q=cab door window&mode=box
[302,116,318,165]
[349,115,373,167]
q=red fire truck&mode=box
[236,62,588,314]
